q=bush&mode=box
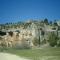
[48,32,58,47]
[8,31,13,37]
[44,18,49,25]
[57,42,60,47]
[57,39,60,47]
[32,37,39,46]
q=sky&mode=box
[0,0,60,24]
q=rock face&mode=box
[0,29,34,48]
[0,22,59,48]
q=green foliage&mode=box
[57,37,60,47]
[57,41,60,47]
[48,32,58,47]
[32,37,39,46]
[41,30,45,35]
[44,18,49,25]
[53,20,58,26]
[49,21,52,25]
[8,31,13,37]
[52,27,56,30]
[58,26,60,30]
[42,39,46,44]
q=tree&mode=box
[49,21,52,25]
[53,20,58,26]
[44,18,49,25]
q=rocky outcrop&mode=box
[0,29,34,48]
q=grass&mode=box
[0,47,60,60]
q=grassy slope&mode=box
[0,47,60,60]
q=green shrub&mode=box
[48,32,58,47]
[8,31,13,37]
[57,39,60,47]
[32,37,39,46]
